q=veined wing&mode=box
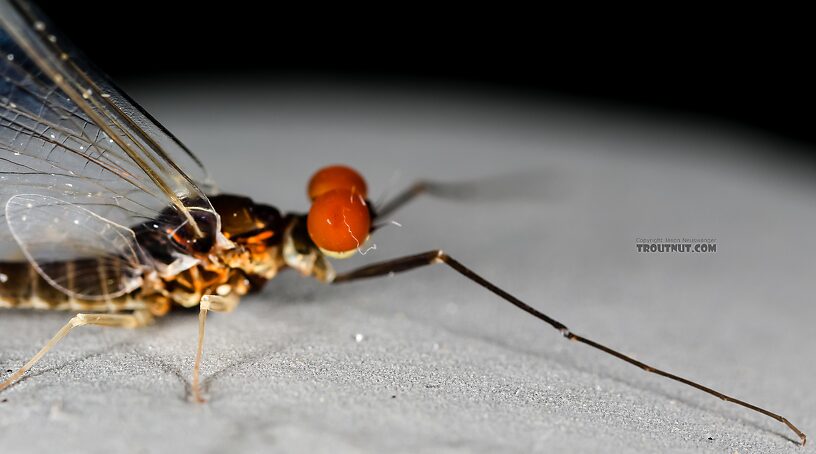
[6,194,146,300]
[0,0,219,296]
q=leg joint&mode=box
[199,296,212,311]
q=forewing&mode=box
[0,0,219,260]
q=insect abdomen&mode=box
[0,261,146,312]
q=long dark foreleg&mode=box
[332,250,806,445]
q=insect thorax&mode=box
[152,196,335,311]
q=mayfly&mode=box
[0,0,806,445]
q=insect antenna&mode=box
[375,170,562,221]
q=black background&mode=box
[33,2,814,149]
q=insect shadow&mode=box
[1,339,134,390]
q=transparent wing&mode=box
[6,194,144,300]
[0,0,220,296]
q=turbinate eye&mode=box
[307,165,368,201]
[307,188,370,258]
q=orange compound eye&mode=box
[307,165,368,201]
[307,188,371,258]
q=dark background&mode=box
[33,2,814,148]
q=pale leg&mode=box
[192,294,239,403]
[0,311,153,391]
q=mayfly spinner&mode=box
[0,0,806,445]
